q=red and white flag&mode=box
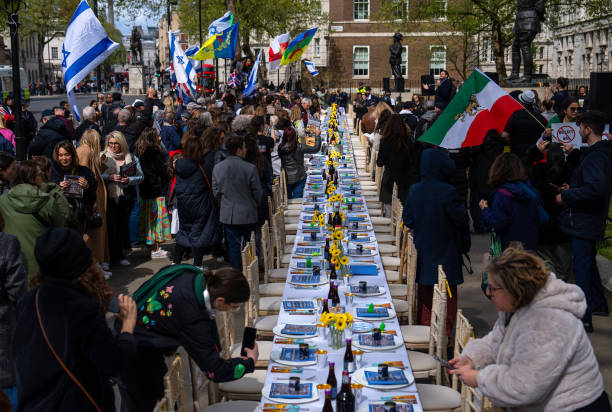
[268,32,290,72]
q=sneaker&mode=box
[101,262,110,271]
[103,270,112,280]
[151,249,169,259]
[119,259,131,266]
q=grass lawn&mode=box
[599,200,612,261]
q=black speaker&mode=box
[382,77,390,92]
[588,72,612,121]
[421,74,435,96]
[484,72,499,84]
[394,77,404,92]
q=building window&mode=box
[51,47,58,60]
[432,0,447,19]
[314,38,320,57]
[391,0,408,18]
[539,65,543,74]
[539,47,544,59]
[400,46,408,76]
[429,45,446,76]
[353,46,369,77]
[353,0,369,20]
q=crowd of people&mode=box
[0,73,611,411]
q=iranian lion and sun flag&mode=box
[419,69,525,149]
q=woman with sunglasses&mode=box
[118,266,259,412]
[450,244,610,412]
[543,97,580,140]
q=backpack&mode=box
[133,264,203,310]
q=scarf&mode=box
[104,149,132,202]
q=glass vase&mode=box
[327,322,345,349]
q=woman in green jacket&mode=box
[0,160,71,281]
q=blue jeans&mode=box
[2,386,17,410]
[129,199,140,245]
[225,223,257,269]
[287,179,306,199]
[571,236,608,324]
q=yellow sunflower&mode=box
[345,312,354,324]
[333,230,344,241]
[339,212,345,221]
[331,256,340,266]
[326,187,334,195]
[335,313,347,330]
[340,256,350,266]
[331,248,341,257]
[318,216,326,225]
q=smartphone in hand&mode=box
[432,354,456,370]
[241,326,257,357]
[108,295,120,313]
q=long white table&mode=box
[260,109,423,412]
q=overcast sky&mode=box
[116,12,158,35]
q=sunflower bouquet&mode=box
[329,233,350,276]
[319,311,354,348]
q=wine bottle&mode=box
[327,362,338,399]
[322,390,333,412]
[322,298,329,314]
[332,283,341,307]
[328,281,335,304]
[329,261,337,280]
[324,238,330,261]
[343,338,355,373]
[336,371,355,412]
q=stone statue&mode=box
[130,27,143,65]
[389,33,404,92]
[507,0,546,84]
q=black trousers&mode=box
[118,347,167,412]
[174,243,206,267]
[574,391,611,412]
[107,195,134,263]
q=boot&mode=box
[506,48,522,81]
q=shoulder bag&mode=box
[35,289,102,412]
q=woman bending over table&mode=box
[450,244,610,412]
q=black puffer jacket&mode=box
[139,147,169,200]
[28,117,71,159]
[0,232,26,387]
[13,278,136,412]
[278,134,321,184]
[174,152,220,248]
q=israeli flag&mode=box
[62,0,118,121]
[184,44,202,73]
[305,60,319,77]
[243,51,261,98]
[208,11,233,37]
[170,31,197,102]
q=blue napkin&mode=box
[283,301,315,310]
[270,382,313,398]
[347,215,366,222]
[356,307,389,318]
[364,370,409,385]
[280,348,316,362]
[281,324,317,335]
[291,274,320,284]
[349,264,378,276]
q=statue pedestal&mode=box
[128,64,145,95]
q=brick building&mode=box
[319,0,464,87]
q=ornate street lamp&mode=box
[4,0,24,160]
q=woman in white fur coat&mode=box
[450,244,610,412]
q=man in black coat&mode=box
[557,111,612,332]
[27,110,71,159]
[115,88,155,152]
[423,70,454,109]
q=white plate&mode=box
[273,323,318,339]
[352,367,414,391]
[262,380,320,404]
[351,286,386,297]
[351,321,374,333]
[352,334,404,351]
[346,248,378,257]
[353,307,397,321]
[270,350,317,366]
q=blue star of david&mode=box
[61,44,70,68]
[177,56,184,65]
[210,27,218,35]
